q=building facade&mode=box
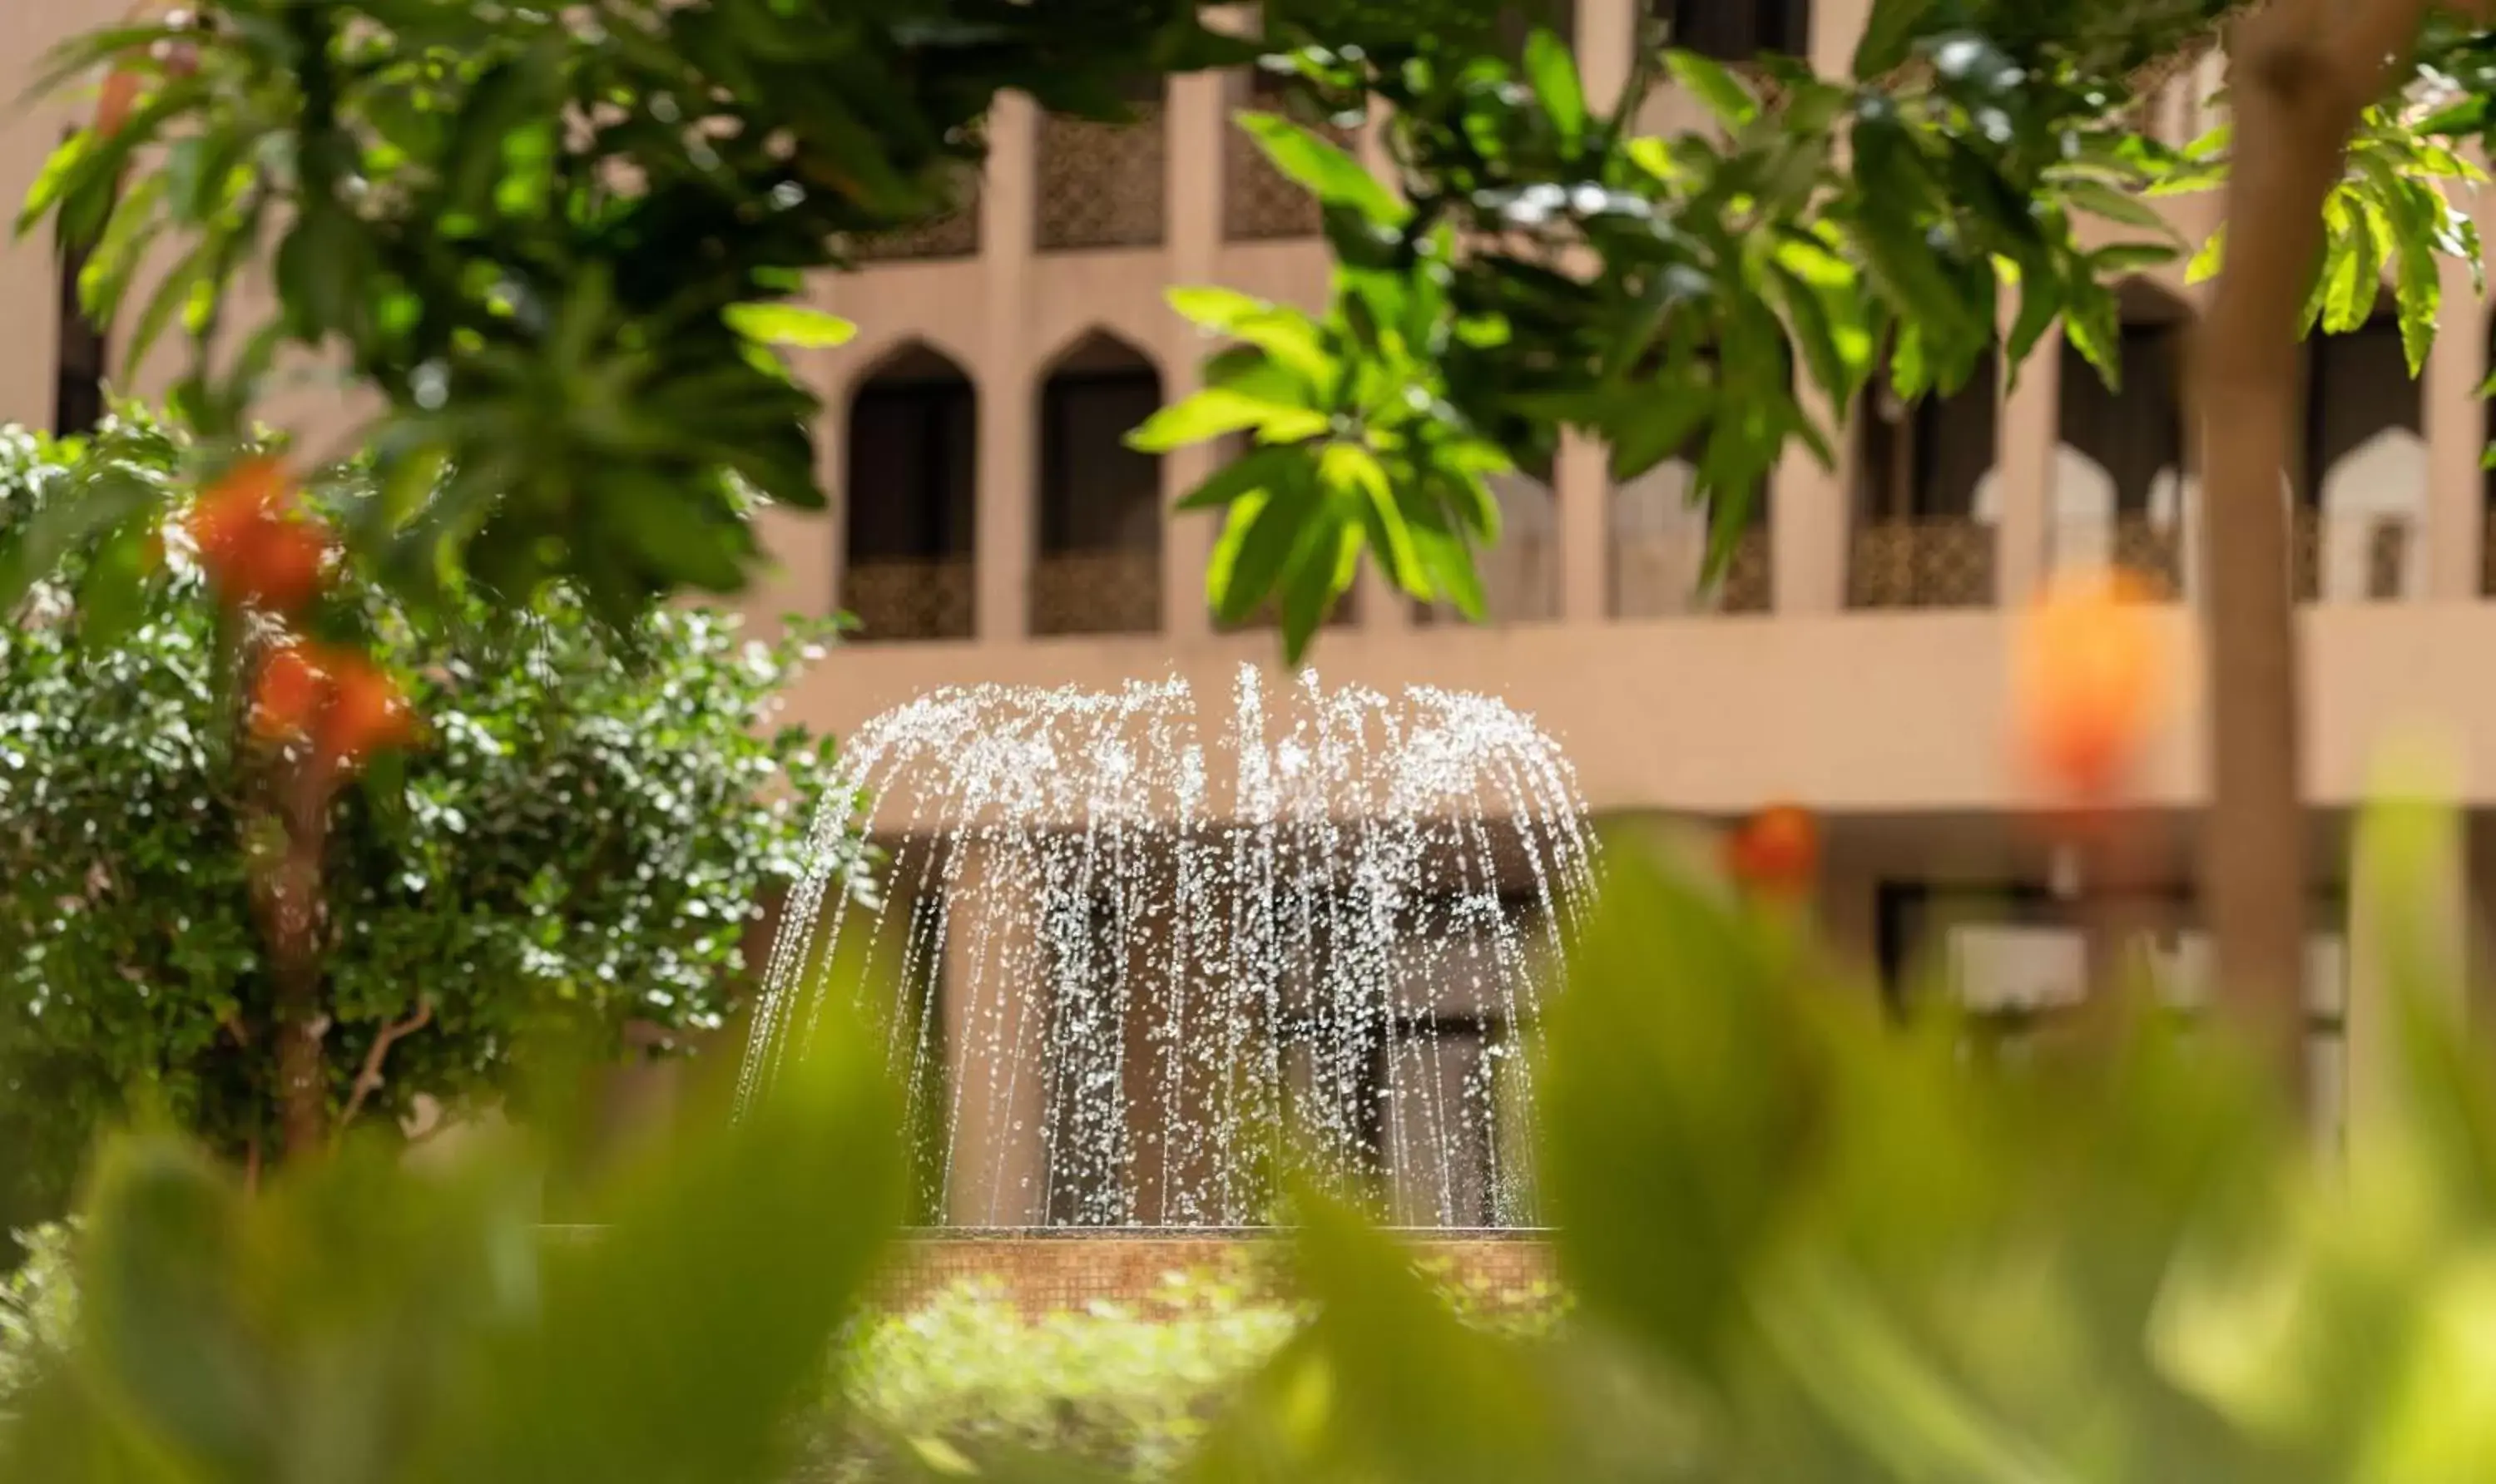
[8,0,2496,1195]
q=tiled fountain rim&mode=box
[895,1225,1558,1240]
[539,1226,1558,1238]
[543,1226,1561,1316]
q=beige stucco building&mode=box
[8,0,2495,1201]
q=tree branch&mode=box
[335,1002,433,1139]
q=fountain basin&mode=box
[878,1227,1560,1319]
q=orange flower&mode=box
[250,644,329,743]
[315,656,415,765]
[1723,803,1820,901]
[250,642,417,771]
[2013,567,2168,802]
[186,457,285,568]
[234,520,327,613]
[186,458,329,614]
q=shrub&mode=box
[0,1223,74,1410]
[0,417,865,1204]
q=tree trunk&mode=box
[265,760,334,1158]
[2196,0,2434,1099]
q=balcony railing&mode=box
[1412,536,1561,625]
[1224,111,1348,241]
[1847,518,1998,610]
[1610,528,1772,616]
[1038,105,1167,251]
[851,197,981,263]
[2048,515,2186,599]
[842,557,976,641]
[1030,549,1162,636]
[2294,509,2416,603]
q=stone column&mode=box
[1574,0,1637,101]
[1558,431,1612,623]
[1773,381,1850,613]
[943,837,1052,1226]
[1161,68,1226,641]
[1996,320,2062,604]
[2423,251,2488,602]
[977,95,1040,642]
[1810,0,1874,73]
[1761,0,1874,614]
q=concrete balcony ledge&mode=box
[784,603,2496,816]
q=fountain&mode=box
[740,664,1594,1230]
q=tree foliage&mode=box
[12,0,1255,625]
[17,0,2496,660]
[0,418,861,1191]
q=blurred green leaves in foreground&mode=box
[13,810,2496,1481]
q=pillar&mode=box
[976,94,1039,642]
[1996,320,2063,604]
[2423,251,2487,601]
[1772,379,1850,613]
[1161,66,1226,641]
[1558,430,1611,623]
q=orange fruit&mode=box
[2013,567,2168,801]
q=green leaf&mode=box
[1522,28,1586,153]
[0,466,162,613]
[2186,227,2226,284]
[125,234,215,380]
[2320,195,2386,336]
[1234,113,1408,228]
[2060,179,2177,238]
[1207,471,1320,624]
[74,519,157,648]
[1664,51,1757,129]
[461,994,905,1484]
[1173,287,1336,387]
[1166,285,1275,334]
[1766,263,1850,406]
[1325,442,1421,596]
[1410,518,1485,622]
[1850,131,1982,358]
[73,1142,270,1477]
[1608,381,1713,482]
[1176,443,1301,512]
[2090,242,2181,276]
[2063,279,2122,389]
[1853,0,1938,77]
[2003,253,2063,379]
[1275,517,1352,665]
[1128,388,1315,453]
[721,303,857,349]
